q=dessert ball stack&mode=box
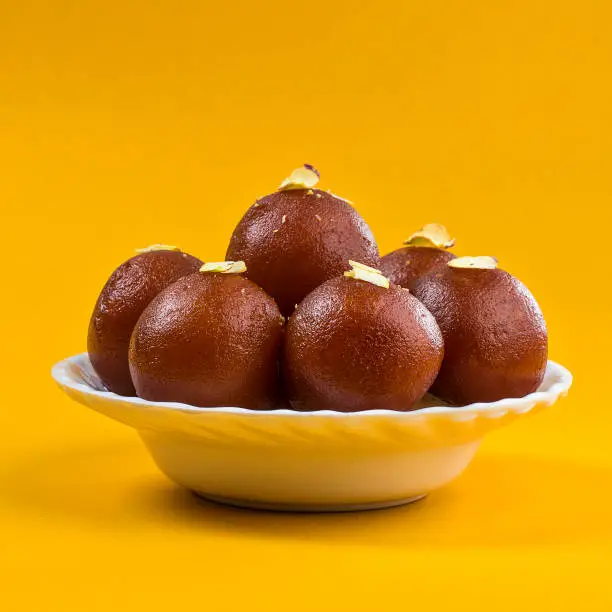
[87,166,548,410]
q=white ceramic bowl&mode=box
[52,354,572,512]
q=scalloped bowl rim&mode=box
[52,353,572,419]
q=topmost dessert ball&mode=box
[226,165,379,316]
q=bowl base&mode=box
[194,492,427,513]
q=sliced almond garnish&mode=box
[200,261,247,274]
[348,260,383,274]
[403,223,455,249]
[448,256,498,270]
[135,244,181,253]
[278,164,320,190]
[344,260,390,288]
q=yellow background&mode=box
[1,1,610,610]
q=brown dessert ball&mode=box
[226,184,379,316]
[380,223,456,291]
[380,246,456,291]
[283,274,444,412]
[129,270,284,409]
[88,248,203,396]
[411,261,548,405]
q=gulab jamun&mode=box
[129,261,284,409]
[283,261,444,412]
[88,245,203,396]
[411,256,548,405]
[226,165,379,316]
[380,223,456,291]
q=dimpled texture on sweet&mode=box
[129,272,284,409]
[87,250,203,396]
[226,188,379,316]
[380,246,456,291]
[412,267,548,405]
[283,276,444,412]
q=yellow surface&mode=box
[0,1,610,610]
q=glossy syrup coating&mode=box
[88,250,203,396]
[129,272,284,409]
[226,189,379,316]
[412,267,548,405]
[380,246,456,291]
[283,276,444,412]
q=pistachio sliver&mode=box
[448,256,498,270]
[135,244,181,253]
[404,223,455,249]
[278,164,320,190]
[200,261,247,274]
[344,260,390,288]
[348,259,383,275]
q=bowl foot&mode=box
[193,492,427,513]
